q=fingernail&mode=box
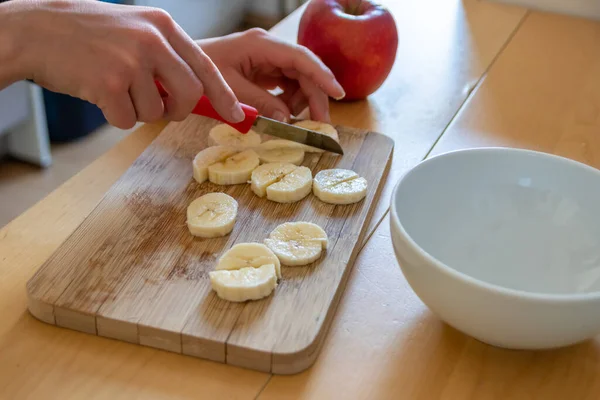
[324,110,331,123]
[231,102,245,122]
[273,111,289,123]
[333,82,346,100]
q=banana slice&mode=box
[256,141,305,165]
[264,222,328,266]
[186,192,237,238]
[313,169,368,204]
[209,264,278,302]
[208,149,260,185]
[208,123,262,149]
[292,120,339,153]
[250,162,298,197]
[266,166,312,203]
[216,242,281,279]
[192,146,238,184]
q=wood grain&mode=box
[0,122,272,400]
[260,215,600,400]
[429,10,600,165]
[265,0,528,239]
[259,8,600,400]
[0,0,545,396]
[26,115,393,374]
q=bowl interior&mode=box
[394,148,600,295]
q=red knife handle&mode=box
[155,81,258,134]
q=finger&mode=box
[274,78,299,104]
[249,32,345,100]
[253,74,285,90]
[230,74,290,122]
[98,93,137,130]
[168,23,244,123]
[282,70,330,122]
[276,80,309,116]
[154,47,203,121]
[129,72,165,123]
[285,89,309,117]
[299,75,330,122]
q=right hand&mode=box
[4,0,244,129]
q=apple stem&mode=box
[349,0,364,16]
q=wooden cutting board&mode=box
[25,115,394,374]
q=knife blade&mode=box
[155,81,344,154]
[251,116,344,155]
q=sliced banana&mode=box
[266,166,312,203]
[216,242,281,279]
[313,169,368,204]
[208,123,262,149]
[192,146,238,184]
[256,141,305,165]
[186,192,237,238]
[264,222,328,266]
[208,149,260,185]
[292,120,339,153]
[250,162,298,198]
[209,264,278,302]
[259,139,305,151]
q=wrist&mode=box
[0,2,30,86]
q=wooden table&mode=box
[3,0,600,398]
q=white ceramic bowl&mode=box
[390,147,600,349]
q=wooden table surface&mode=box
[3,0,600,398]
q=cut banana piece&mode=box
[250,162,298,197]
[208,149,260,185]
[208,123,262,149]
[216,242,281,279]
[264,222,328,266]
[266,166,312,203]
[292,120,339,153]
[192,146,238,184]
[186,192,237,238]
[209,264,278,302]
[256,140,305,165]
[313,169,368,204]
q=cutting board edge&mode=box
[225,146,394,375]
[23,120,396,375]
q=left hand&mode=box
[197,28,345,123]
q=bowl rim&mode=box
[390,146,600,302]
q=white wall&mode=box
[247,0,303,18]
[133,0,249,39]
[130,0,307,39]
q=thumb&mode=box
[230,75,290,122]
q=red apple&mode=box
[298,0,398,101]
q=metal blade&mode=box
[252,116,344,155]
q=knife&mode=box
[155,82,344,155]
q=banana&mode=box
[313,168,368,204]
[216,242,282,279]
[186,192,237,238]
[209,264,278,302]
[208,149,260,185]
[208,123,262,149]
[266,166,312,203]
[292,120,340,153]
[255,140,305,165]
[264,222,328,266]
[250,162,298,197]
[192,146,238,184]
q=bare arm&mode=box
[0,1,26,88]
[0,0,243,129]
